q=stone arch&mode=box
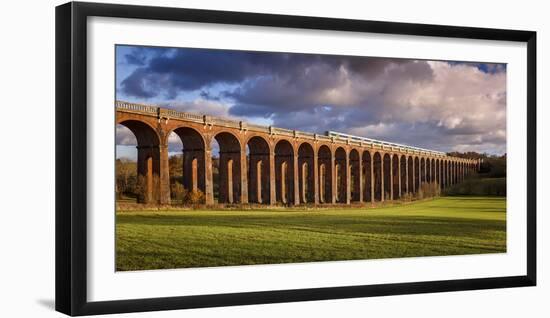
[247,136,271,204]
[335,147,348,203]
[441,160,445,187]
[400,155,407,196]
[362,151,372,203]
[430,158,436,183]
[451,161,455,185]
[214,131,242,204]
[426,157,431,184]
[457,161,460,183]
[414,157,420,191]
[435,159,440,186]
[318,145,332,204]
[172,126,206,197]
[383,153,391,200]
[118,120,161,203]
[275,139,295,205]
[450,160,456,185]
[420,157,427,186]
[407,156,414,194]
[455,161,458,184]
[444,160,449,187]
[392,154,400,199]
[448,160,452,187]
[298,142,315,204]
[349,149,360,202]
[373,152,383,202]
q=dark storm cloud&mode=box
[120,49,316,98]
[124,52,147,66]
[120,47,421,104]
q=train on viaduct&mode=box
[116,101,480,206]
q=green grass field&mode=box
[116,196,506,271]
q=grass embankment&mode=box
[116,196,506,271]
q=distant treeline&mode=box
[444,177,506,196]
[116,158,138,199]
[444,151,506,197]
[447,151,506,178]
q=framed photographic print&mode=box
[55,1,536,316]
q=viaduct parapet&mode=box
[116,100,480,205]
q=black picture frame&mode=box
[55,1,537,316]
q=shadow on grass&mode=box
[117,212,505,240]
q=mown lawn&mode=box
[116,196,506,271]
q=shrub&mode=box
[135,175,148,203]
[185,189,205,204]
[170,181,188,205]
[401,192,414,202]
[416,186,424,200]
[413,182,440,200]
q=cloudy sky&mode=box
[116,44,506,159]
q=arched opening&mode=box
[445,160,449,187]
[392,154,400,199]
[448,160,451,186]
[298,142,315,204]
[275,140,295,205]
[435,159,440,186]
[170,127,206,204]
[426,158,431,185]
[318,145,332,204]
[420,158,426,186]
[383,153,391,200]
[116,120,160,204]
[362,151,372,203]
[441,159,445,185]
[349,149,360,202]
[166,131,183,204]
[400,155,407,196]
[335,147,348,203]
[451,161,456,185]
[373,152,382,202]
[414,157,420,191]
[455,161,460,183]
[407,156,414,194]
[430,159,437,183]
[441,160,446,188]
[450,161,455,185]
[247,136,271,204]
[455,162,459,184]
[214,132,242,204]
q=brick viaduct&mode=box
[116,101,480,206]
